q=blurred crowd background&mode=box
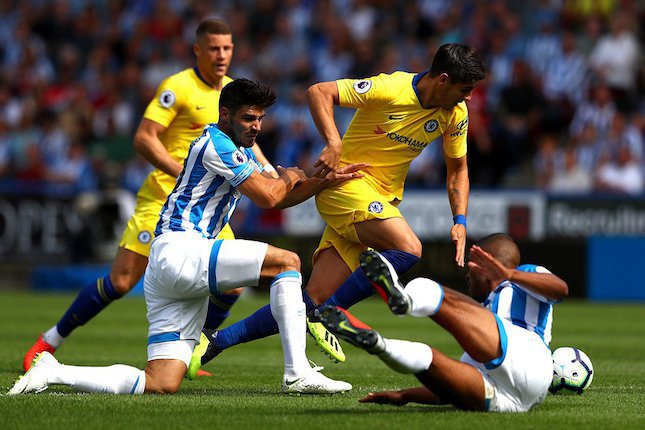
[0,0,643,231]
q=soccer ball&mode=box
[549,347,594,394]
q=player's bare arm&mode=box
[468,245,569,301]
[445,154,469,267]
[275,163,368,209]
[306,81,343,177]
[252,143,279,179]
[133,118,183,178]
[359,386,443,406]
[237,168,305,209]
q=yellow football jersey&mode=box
[337,71,469,200]
[138,68,233,201]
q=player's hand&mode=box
[467,244,512,284]
[312,144,341,178]
[323,163,369,186]
[450,223,466,267]
[358,391,408,406]
[277,165,307,183]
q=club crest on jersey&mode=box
[159,90,176,108]
[368,201,384,214]
[138,231,152,244]
[424,119,439,133]
[353,80,372,94]
[232,149,247,165]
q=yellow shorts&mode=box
[313,177,402,270]
[119,196,235,257]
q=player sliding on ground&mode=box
[320,233,568,412]
[8,79,364,396]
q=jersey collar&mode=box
[193,66,212,88]
[412,70,428,106]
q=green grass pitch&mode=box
[0,291,643,430]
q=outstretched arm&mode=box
[468,245,569,301]
[359,386,443,406]
[306,81,343,177]
[444,154,469,267]
[275,163,368,209]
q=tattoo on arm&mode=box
[448,178,461,214]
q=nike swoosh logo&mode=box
[284,377,304,387]
[338,321,358,334]
[389,114,404,120]
[196,106,206,110]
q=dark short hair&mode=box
[196,19,232,41]
[475,233,520,268]
[430,43,487,84]
[220,79,277,114]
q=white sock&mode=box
[376,338,433,374]
[50,363,146,394]
[405,278,444,317]
[43,326,65,348]
[269,271,310,378]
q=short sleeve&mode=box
[515,264,556,303]
[442,102,469,159]
[202,133,255,187]
[337,73,395,110]
[143,75,183,128]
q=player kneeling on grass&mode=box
[8,79,365,396]
[320,233,568,412]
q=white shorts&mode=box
[144,231,268,364]
[461,316,553,413]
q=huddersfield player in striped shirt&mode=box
[320,233,568,412]
[8,79,364,396]
[22,19,275,375]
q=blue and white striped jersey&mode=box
[483,264,556,346]
[155,124,262,239]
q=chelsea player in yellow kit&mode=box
[304,43,486,311]
[196,43,487,367]
[23,19,273,373]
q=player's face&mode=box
[194,33,234,84]
[228,105,266,148]
[465,266,488,303]
[439,81,475,110]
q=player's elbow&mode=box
[305,83,320,99]
[557,280,569,300]
[252,193,280,209]
[133,129,148,155]
[551,278,569,301]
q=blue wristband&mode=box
[453,214,467,228]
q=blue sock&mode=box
[56,275,122,337]
[324,249,420,309]
[322,269,374,309]
[215,285,321,350]
[204,292,240,330]
[214,250,419,349]
[213,304,277,349]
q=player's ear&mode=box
[193,42,201,57]
[438,73,450,86]
[220,107,230,124]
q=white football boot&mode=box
[281,364,352,395]
[7,351,60,395]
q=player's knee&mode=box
[146,381,181,395]
[109,275,137,295]
[279,250,301,273]
[144,373,182,395]
[400,237,422,257]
